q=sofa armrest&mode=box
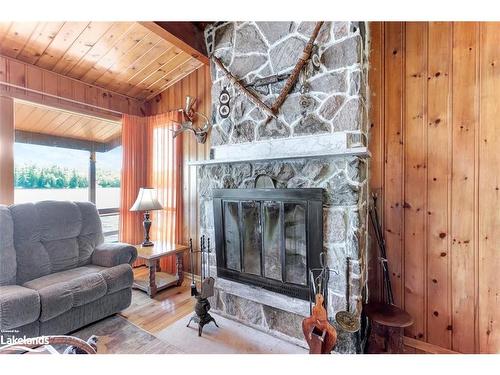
[0,285,40,331]
[91,242,137,267]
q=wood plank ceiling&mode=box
[15,100,122,143]
[0,22,204,100]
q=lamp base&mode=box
[142,211,154,247]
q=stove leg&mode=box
[209,315,219,328]
[186,315,199,328]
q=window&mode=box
[13,100,122,242]
[14,143,90,203]
[96,146,122,242]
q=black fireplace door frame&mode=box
[213,188,323,300]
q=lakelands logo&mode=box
[0,330,50,346]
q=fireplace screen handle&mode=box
[308,254,339,314]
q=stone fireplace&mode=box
[192,21,370,353]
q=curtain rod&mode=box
[0,81,126,117]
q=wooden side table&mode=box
[132,243,189,298]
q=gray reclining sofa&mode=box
[0,201,137,339]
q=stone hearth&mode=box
[196,21,370,353]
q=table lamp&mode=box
[130,188,163,247]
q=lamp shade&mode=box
[130,188,163,212]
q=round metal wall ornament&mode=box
[299,95,314,110]
[218,86,230,118]
[219,105,230,118]
[219,87,230,104]
[311,45,321,71]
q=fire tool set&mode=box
[186,236,219,336]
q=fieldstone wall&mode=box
[205,21,368,146]
[199,22,370,353]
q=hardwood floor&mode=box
[117,267,439,354]
[119,266,196,334]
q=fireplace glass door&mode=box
[263,201,281,281]
[284,202,307,285]
[213,189,323,300]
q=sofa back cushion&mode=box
[0,206,16,285]
[9,201,104,284]
[75,202,104,266]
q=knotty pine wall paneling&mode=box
[369,22,500,353]
[0,55,144,119]
[478,23,500,355]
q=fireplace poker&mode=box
[334,257,361,333]
[189,238,198,296]
[201,237,215,299]
[200,235,205,281]
[364,197,414,353]
[369,193,394,305]
[207,237,210,278]
[308,252,338,315]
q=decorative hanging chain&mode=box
[212,56,277,118]
[271,21,324,114]
[211,21,324,119]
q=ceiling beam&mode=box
[15,130,121,153]
[140,22,209,65]
[0,54,145,119]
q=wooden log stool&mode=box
[364,302,414,354]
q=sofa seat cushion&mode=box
[23,264,134,322]
[29,273,107,322]
[23,266,104,290]
[0,285,40,330]
[95,264,134,294]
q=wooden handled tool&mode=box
[302,294,337,354]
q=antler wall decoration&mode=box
[171,96,212,144]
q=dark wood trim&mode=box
[139,22,209,65]
[98,207,119,215]
[105,135,122,151]
[14,130,121,152]
[0,96,14,205]
[89,150,96,204]
[403,337,459,354]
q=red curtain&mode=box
[119,115,148,245]
[147,112,183,273]
[120,112,183,274]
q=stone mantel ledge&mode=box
[214,277,311,317]
[188,132,370,166]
